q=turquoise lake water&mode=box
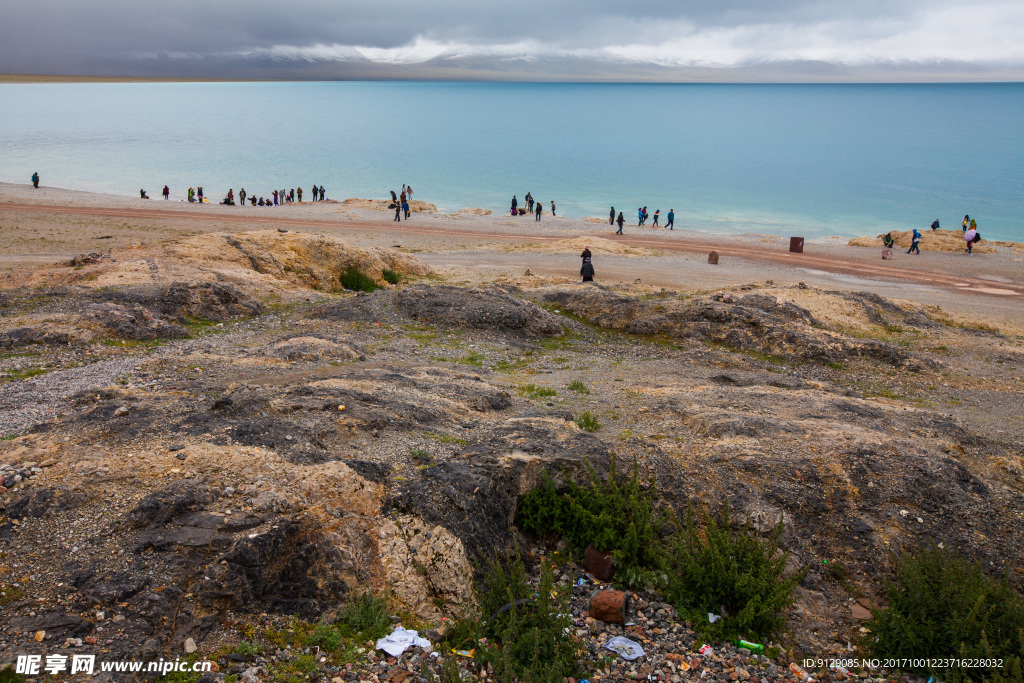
[1,82,1021,240]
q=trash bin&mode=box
[789,237,804,253]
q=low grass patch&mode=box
[575,411,601,432]
[0,367,49,383]
[518,383,557,399]
[458,351,486,366]
[424,432,469,445]
[381,268,401,285]
[568,380,590,394]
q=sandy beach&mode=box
[3,182,1022,327]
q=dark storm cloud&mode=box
[1,0,1021,77]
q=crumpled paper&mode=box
[375,627,431,657]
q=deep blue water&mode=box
[1,81,1021,240]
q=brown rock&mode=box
[590,590,629,625]
[690,657,703,670]
[708,251,720,265]
[851,603,872,619]
[730,672,740,680]
[583,544,614,581]
[84,636,97,645]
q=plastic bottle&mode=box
[732,640,765,654]
[790,663,816,682]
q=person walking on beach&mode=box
[273,190,279,206]
[535,201,542,221]
[394,201,402,222]
[642,207,648,225]
[964,223,978,254]
[962,215,970,232]
[162,185,170,200]
[319,186,325,201]
[616,212,624,234]
[312,184,318,202]
[297,187,303,202]
[667,209,674,230]
[31,172,40,189]
[652,210,660,227]
[526,193,534,213]
[239,188,246,205]
[907,227,921,255]
[511,195,518,215]
[581,245,594,282]
[609,207,615,225]
[551,200,556,217]
[402,198,410,219]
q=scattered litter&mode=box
[453,649,474,658]
[375,628,430,657]
[699,645,714,656]
[707,613,721,623]
[603,636,645,660]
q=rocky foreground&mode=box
[0,231,1022,681]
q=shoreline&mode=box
[2,181,1023,328]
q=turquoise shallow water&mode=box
[1,81,1021,240]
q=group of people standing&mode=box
[155,185,327,206]
[390,185,414,221]
[509,193,555,221]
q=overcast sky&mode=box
[3,0,1023,79]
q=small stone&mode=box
[84,636,97,645]
[184,637,198,653]
[169,444,186,452]
[35,630,45,642]
[114,406,129,417]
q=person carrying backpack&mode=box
[907,227,921,255]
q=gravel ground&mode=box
[0,357,141,436]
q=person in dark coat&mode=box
[609,207,615,225]
[580,245,595,282]
[616,212,624,234]
[535,201,542,221]
[31,172,40,188]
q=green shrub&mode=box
[333,592,393,641]
[868,544,1024,682]
[664,501,804,640]
[381,268,401,285]
[338,266,379,293]
[568,380,590,394]
[575,411,601,432]
[470,553,582,683]
[516,456,673,586]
